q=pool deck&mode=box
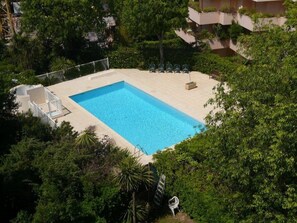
[48,69,218,164]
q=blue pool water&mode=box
[70,81,205,155]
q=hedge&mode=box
[107,46,242,78]
[192,53,240,78]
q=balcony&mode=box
[219,12,234,25]
[236,14,286,31]
[229,40,250,59]
[203,38,229,50]
[175,29,196,44]
[188,7,219,25]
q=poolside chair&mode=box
[158,63,165,73]
[166,62,173,73]
[182,64,190,73]
[149,63,156,72]
[174,64,181,73]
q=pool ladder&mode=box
[133,144,148,158]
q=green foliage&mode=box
[50,57,76,72]
[79,63,95,76]
[64,67,80,80]
[115,156,154,223]
[120,0,188,62]
[192,53,240,78]
[7,35,47,73]
[1,120,130,222]
[220,5,234,13]
[204,28,297,221]
[75,126,98,151]
[107,45,241,77]
[188,1,201,12]
[203,7,217,12]
[213,24,229,40]
[16,70,40,85]
[0,73,17,119]
[107,47,144,68]
[228,22,244,42]
[284,0,297,27]
[153,135,234,223]
[21,0,104,57]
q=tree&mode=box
[0,73,17,119]
[120,0,188,63]
[21,0,105,59]
[75,126,98,151]
[284,0,297,28]
[115,156,154,223]
[7,35,47,73]
[204,27,297,221]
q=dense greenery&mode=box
[107,44,243,78]
[0,76,155,222]
[0,116,158,222]
[154,27,297,222]
[21,0,105,61]
[118,0,188,63]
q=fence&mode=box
[37,58,109,85]
[45,88,63,117]
[29,101,57,128]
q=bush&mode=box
[153,135,235,223]
[50,57,75,72]
[107,45,242,77]
[203,7,217,12]
[107,47,143,68]
[192,53,240,78]
[228,22,244,42]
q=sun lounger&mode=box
[166,63,173,73]
[149,63,156,72]
[158,63,165,73]
[174,64,180,73]
[182,64,190,73]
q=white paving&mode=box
[48,69,219,164]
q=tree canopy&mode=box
[120,0,188,63]
[21,0,105,59]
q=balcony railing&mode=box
[175,29,196,44]
[188,6,286,29]
[188,7,219,25]
[236,14,286,31]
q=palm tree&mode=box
[115,156,154,223]
[75,126,97,151]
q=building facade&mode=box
[176,0,286,56]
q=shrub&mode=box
[107,47,143,68]
[220,6,234,13]
[203,7,217,12]
[228,22,244,42]
[188,1,201,12]
[192,53,240,78]
[50,57,75,72]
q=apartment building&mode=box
[176,0,286,56]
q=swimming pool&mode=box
[70,81,204,155]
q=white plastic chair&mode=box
[168,196,179,216]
